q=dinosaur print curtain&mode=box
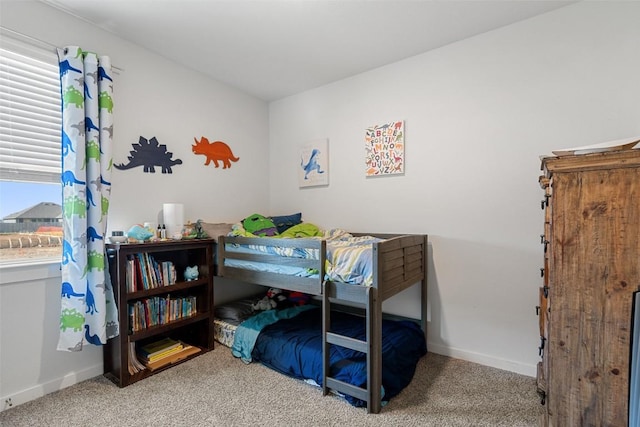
[57,47,119,351]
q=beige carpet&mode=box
[0,349,540,426]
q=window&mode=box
[0,35,62,263]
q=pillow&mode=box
[269,212,302,234]
[279,222,321,238]
[198,222,234,242]
[242,213,278,236]
[214,297,258,324]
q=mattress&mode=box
[213,300,426,408]
[224,229,383,286]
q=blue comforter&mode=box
[246,306,427,407]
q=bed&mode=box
[215,224,428,413]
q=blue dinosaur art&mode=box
[61,282,85,299]
[301,148,325,179]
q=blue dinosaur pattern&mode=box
[61,282,85,298]
[98,66,113,82]
[61,170,85,187]
[84,324,102,345]
[86,226,103,242]
[62,240,77,265]
[58,46,118,351]
[62,130,75,156]
[59,59,81,77]
[85,117,99,133]
[85,286,98,315]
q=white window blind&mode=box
[0,37,61,184]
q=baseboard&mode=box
[1,364,104,412]
[427,342,537,377]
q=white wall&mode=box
[0,0,269,410]
[2,0,640,412]
[268,1,640,375]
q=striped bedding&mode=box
[224,228,382,286]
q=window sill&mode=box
[0,258,61,285]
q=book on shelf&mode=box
[127,342,146,375]
[129,295,197,332]
[125,253,177,292]
[144,344,201,371]
[138,337,182,360]
[141,344,185,363]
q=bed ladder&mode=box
[322,281,382,414]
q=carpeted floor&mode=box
[0,349,541,426]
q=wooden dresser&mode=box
[537,149,640,426]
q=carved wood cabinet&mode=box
[537,149,640,426]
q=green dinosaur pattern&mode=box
[86,140,100,162]
[101,195,109,218]
[58,46,119,351]
[60,308,85,332]
[82,250,105,277]
[63,195,86,218]
[99,91,113,113]
[63,86,84,108]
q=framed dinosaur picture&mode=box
[298,139,329,188]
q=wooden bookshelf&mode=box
[103,239,215,387]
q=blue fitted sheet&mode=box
[245,306,427,407]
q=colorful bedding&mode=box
[224,226,383,286]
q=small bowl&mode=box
[109,236,128,244]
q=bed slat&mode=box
[326,332,367,353]
[325,377,368,402]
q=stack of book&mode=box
[126,253,177,292]
[128,295,197,332]
[127,342,146,375]
[137,337,201,371]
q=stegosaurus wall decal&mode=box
[115,136,182,173]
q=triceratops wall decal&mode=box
[115,136,182,173]
[192,136,239,169]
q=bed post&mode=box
[322,280,330,398]
[367,285,382,414]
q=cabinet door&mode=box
[548,168,639,426]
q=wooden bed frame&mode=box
[216,232,428,413]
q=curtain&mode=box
[57,46,119,351]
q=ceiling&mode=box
[42,0,575,102]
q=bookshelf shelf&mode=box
[129,312,210,341]
[104,239,216,387]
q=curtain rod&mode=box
[0,26,124,73]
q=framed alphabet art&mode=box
[365,120,404,176]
